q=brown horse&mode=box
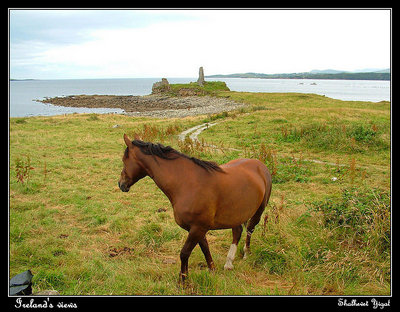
[118,134,272,282]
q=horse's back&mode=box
[210,158,271,229]
[222,158,267,172]
[221,158,270,198]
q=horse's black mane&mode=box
[128,139,224,173]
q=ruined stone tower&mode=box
[197,66,205,86]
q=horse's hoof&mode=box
[178,273,188,285]
[224,263,234,270]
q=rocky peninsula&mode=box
[38,93,243,118]
[38,71,243,118]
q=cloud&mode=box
[9,9,391,79]
[10,10,204,78]
[10,10,194,44]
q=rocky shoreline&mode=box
[38,94,244,118]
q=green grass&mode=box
[168,81,230,96]
[9,91,390,296]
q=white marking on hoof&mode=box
[224,244,237,270]
[243,246,248,259]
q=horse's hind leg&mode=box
[224,225,243,270]
[243,203,266,259]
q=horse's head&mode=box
[118,134,148,192]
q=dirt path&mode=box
[178,122,218,142]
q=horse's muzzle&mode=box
[118,181,130,192]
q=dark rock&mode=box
[10,270,33,295]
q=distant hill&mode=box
[309,69,345,74]
[206,69,390,81]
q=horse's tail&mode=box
[257,161,272,210]
[263,165,272,208]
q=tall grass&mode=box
[243,185,391,295]
[277,122,389,153]
[127,123,182,143]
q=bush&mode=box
[349,124,377,143]
[15,155,34,184]
[308,187,390,254]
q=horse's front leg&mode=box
[199,235,215,271]
[179,226,207,283]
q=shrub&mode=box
[349,124,377,143]
[14,155,34,184]
[308,187,390,254]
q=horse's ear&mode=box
[124,134,133,148]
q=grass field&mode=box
[9,90,391,295]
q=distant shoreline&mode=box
[206,70,390,81]
[206,76,390,81]
[10,68,390,82]
[10,79,37,81]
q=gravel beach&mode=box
[39,94,244,118]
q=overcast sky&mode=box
[9,9,391,79]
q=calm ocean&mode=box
[9,77,390,117]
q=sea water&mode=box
[9,77,390,117]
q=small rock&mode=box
[108,246,133,257]
[162,258,177,264]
